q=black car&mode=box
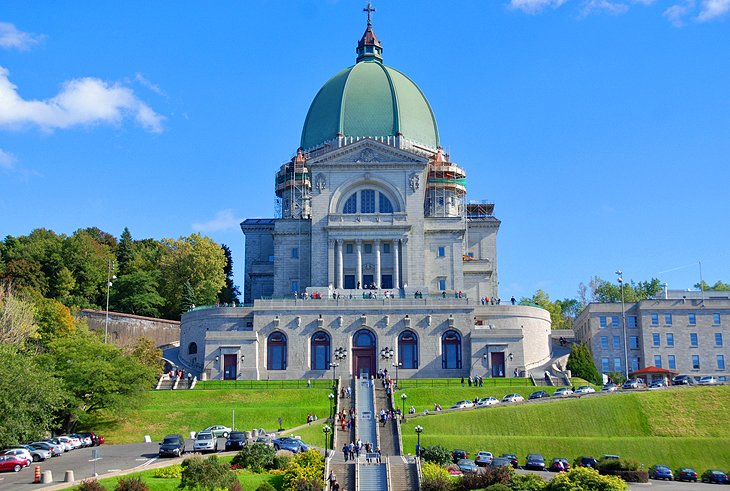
[529,390,549,400]
[490,458,512,469]
[701,470,729,484]
[672,375,696,386]
[674,467,698,482]
[77,432,101,446]
[159,434,185,457]
[574,456,598,468]
[452,449,468,463]
[224,432,247,451]
[500,453,519,468]
[525,453,546,471]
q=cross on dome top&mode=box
[356,2,383,63]
[363,2,376,25]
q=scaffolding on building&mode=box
[424,147,467,217]
[465,200,495,220]
[275,149,311,219]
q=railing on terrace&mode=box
[194,379,334,390]
[397,377,534,389]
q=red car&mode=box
[0,454,29,472]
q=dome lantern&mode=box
[356,2,383,63]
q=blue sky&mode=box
[1,0,729,302]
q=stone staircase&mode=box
[359,463,388,491]
[328,461,355,491]
[388,457,419,491]
[373,385,400,457]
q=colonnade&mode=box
[333,238,402,289]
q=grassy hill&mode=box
[401,386,730,471]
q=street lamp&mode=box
[400,393,407,419]
[328,392,335,422]
[322,425,331,454]
[392,361,402,388]
[104,259,116,344]
[616,270,629,379]
[329,361,340,391]
[332,347,347,393]
[414,425,423,458]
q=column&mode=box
[337,239,344,289]
[356,239,363,289]
[327,239,335,288]
[374,239,381,289]
[401,236,409,288]
[393,239,400,289]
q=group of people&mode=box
[339,385,352,398]
[558,336,569,346]
[305,413,318,425]
[341,440,381,463]
[441,290,465,298]
[378,407,400,426]
[335,408,355,432]
[168,369,193,381]
[293,291,323,299]
[327,471,340,491]
[461,375,485,387]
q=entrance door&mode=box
[381,275,393,289]
[344,275,355,289]
[352,329,376,379]
[491,352,505,378]
[363,275,374,288]
[223,354,238,380]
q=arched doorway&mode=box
[352,329,376,379]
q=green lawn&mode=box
[89,466,283,490]
[400,386,730,471]
[91,388,332,444]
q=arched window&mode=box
[442,330,462,369]
[379,193,393,213]
[361,190,376,213]
[311,331,331,370]
[188,342,198,355]
[343,193,357,214]
[354,329,376,347]
[398,330,418,369]
[267,332,287,370]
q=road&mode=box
[517,469,711,490]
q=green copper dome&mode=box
[300,60,440,151]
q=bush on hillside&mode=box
[76,480,104,491]
[152,464,182,478]
[597,459,640,472]
[114,475,148,491]
[421,445,452,466]
[452,466,512,491]
[566,343,602,384]
[607,371,626,386]
[231,442,277,473]
[256,483,277,491]
[545,467,627,491]
[485,484,510,491]
[179,456,240,490]
[509,473,547,491]
[282,449,324,491]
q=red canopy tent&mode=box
[628,366,678,384]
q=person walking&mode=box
[342,443,349,462]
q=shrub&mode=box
[421,462,452,491]
[179,456,239,490]
[256,483,277,491]
[272,452,293,470]
[422,462,450,481]
[545,467,628,491]
[485,484,510,491]
[282,449,325,491]
[152,464,183,479]
[599,470,649,483]
[232,443,277,473]
[597,459,640,472]
[452,466,512,491]
[509,473,547,491]
[114,475,149,491]
[76,480,104,491]
[421,445,452,466]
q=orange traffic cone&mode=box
[34,466,41,484]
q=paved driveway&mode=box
[517,469,709,490]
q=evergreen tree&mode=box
[181,280,197,312]
[217,244,240,305]
[566,342,602,384]
[116,227,135,275]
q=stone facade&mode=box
[78,309,180,347]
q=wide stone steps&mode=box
[358,463,388,491]
[373,385,400,457]
[388,460,419,491]
[329,462,355,491]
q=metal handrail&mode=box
[385,456,393,491]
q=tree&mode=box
[110,270,165,318]
[566,343,602,384]
[62,229,114,308]
[519,290,581,329]
[127,337,164,373]
[217,244,240,305]
[231,442,276,472]
[34,297,77,346]
[179,456,240,490]
[116,227,135,276]
[420,445,452,466]
[0,284,38,346]
[181,280,196,313]
[591,277,663,303]
[695,280,730,291]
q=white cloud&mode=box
[0,66,164,133]
[581,0,630,15]
[0,22,44,51]
[509,0,569,14]
[664,0,695,25]
[0,148,15,169]
[698,0,730,20]
[192,209,244,232]
[134,72,167,97]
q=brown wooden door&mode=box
[223,354,237,380]
[354,353,375,379]
[491,352,505,378]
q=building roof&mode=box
[299,23,439,151]
[629,366,678,376]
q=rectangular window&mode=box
[613,358,621,371]
[716,333,723,347]
[437,246,445,257]
[361,190,375,213]
[651,313,659,325]
[612,316,620,328]
[346,244,353,254]
[600,317,607,329]
[631,357,640,372]
[690,333,698,347]
[718,355,726,370]
[714,313,721,325]
[629,336,640,349]
[467,252,474,258]
[383,243,390,254]
[291,247,299,259]
[600,336,608,349]
[291,280,298,293]
[668,355,676,369]
[721,376,727,382]
[438,278,446,291]
[666,333,674,347]
[692,355,700,370]
[652,333,660,347]
[613,336,621,350]
[628,316,638,328]
[654,355,662,368]
[664,313,672,325]
[601,358,610,372]
[364,244,372,254]
[688,313,696,325]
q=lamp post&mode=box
[400,393,407,420]
[104,259,116,344]
[322,425,331,455]
[332,347,347,393]
[329,361,340,391]
[328,392,335,422]
[380,347,394,377]
[414,425,423,458]
[392,361,402,388]
[616,270,629,379]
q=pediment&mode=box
[308,139,429,166]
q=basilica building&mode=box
[179,13,553,381]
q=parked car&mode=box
[46,437,72,452]
[476,396,499,407]
[451,400,475,409]
[31,441,63,457]
[601,454,620,461]
[201,425,231,438]
[0,448,32,466]
[622,379,645,389]
[500,453,519,468]
[649,380,666,389]
[78,432,103,446]
[70,433,92,447]
[20,445,51,462]
[271,437,309,453]
[549,457,571,472]
[502,393,524,403]
[701,470,729,484]
[674,467,699,482]
[601,383,618,392]
[451,449,468,463]
[457,459,479,474]
[525,453,546,471]
[698,376,719,385]
[553,388,573,397]
[60,435,82,449]
[490,458,513,469]
[0,454,29,472]
[575,386,595,394]
[225,432,247,451]
[529,390,549,400]
[159,434,185,457]
[648,464,673,480]
[193,432,217,453]
[254,436,273,447]
[574,456,598,468]
[475,451,493,466]
[672,375,696,386]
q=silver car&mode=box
[193,432,217,453]
[21,444,52,462]
[31,441,63,457]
